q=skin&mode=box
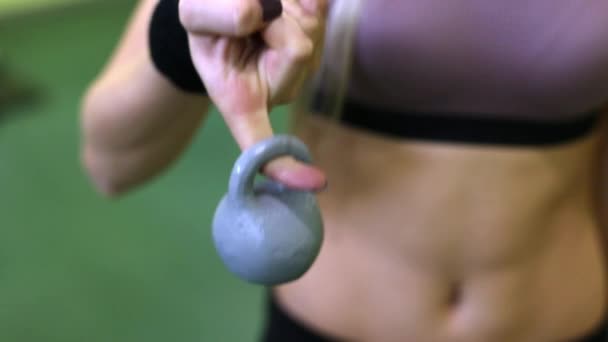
[277,112,608,341]
[81,1,608,341]
[81,0,326,195]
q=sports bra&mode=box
[306,0,608,146]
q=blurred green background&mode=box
[0,1,291,341]
[0,0,91,19]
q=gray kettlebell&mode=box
[212,135,324,286]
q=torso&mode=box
[275,1,608,341]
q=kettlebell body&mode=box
[212,135,324,285]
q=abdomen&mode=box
[275,113,607,342]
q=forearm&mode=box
[81,51,210,196]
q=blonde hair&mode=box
[298,0,363,120]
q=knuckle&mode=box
[232,0,258,36]
[178,0,198,30]
[288,39,314,63]
[303,17,320,36]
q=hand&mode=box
[179,0,328,191]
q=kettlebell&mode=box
[212,135,324,286]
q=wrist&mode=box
[149,0,207,94]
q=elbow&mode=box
[81,147,130,199]
[80,87,131,198]
[80,90,120,198]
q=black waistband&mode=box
[261,295,338,342]
[261,293,607,342]
[311,96,601,147]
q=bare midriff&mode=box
[274,111,608,342]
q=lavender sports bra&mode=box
[314,0,608,146]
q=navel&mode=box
[447,282,464,309]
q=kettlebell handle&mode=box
[229,135,313,207]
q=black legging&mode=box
[261,293,608,342]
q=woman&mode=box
[81,0,608,341]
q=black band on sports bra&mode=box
[312,94,601,147]
[149,0,207,94]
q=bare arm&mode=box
[80,0,210,197]
[82,0,329,198]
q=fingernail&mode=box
[314,181,329,193]
[260,0,282,22]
